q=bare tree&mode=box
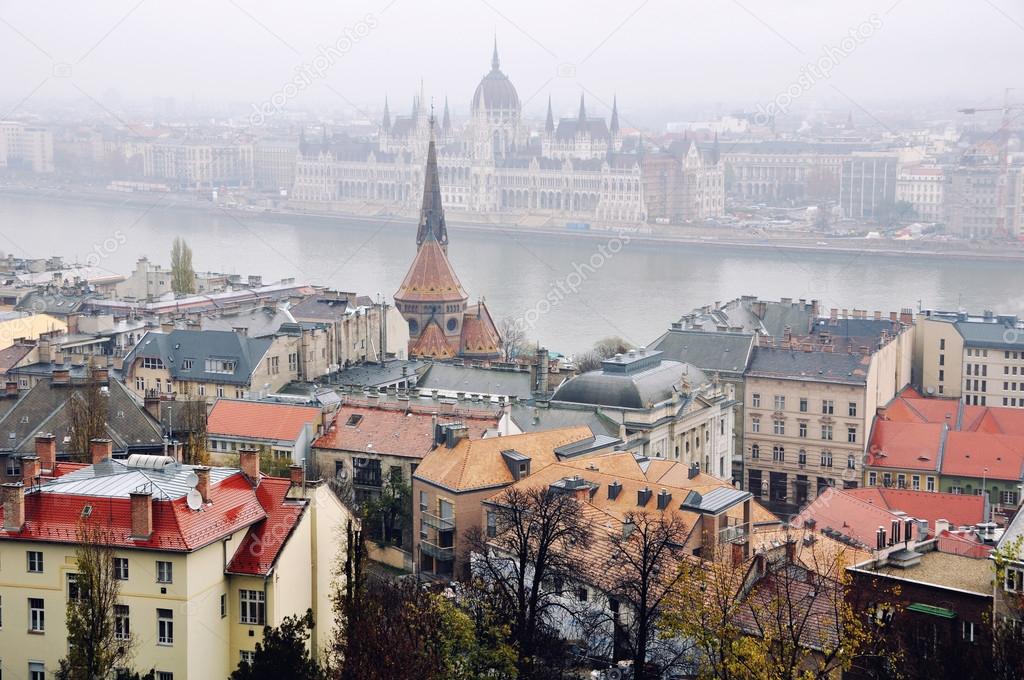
[466,486,593,677]
[176,391,209,466]
[57,521,137,679]
[67,378,108,462]
[499,316,528,363]
[582,510,691,680]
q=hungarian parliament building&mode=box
[290,44,725,225]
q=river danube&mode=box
[1,193,1019,354]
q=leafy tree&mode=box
[465,486,593,677]
[992,535,1024,679]
[170,236,196,295]
[229,609,324,680]
[363,468,411,549]
[57,521,137,680]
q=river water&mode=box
[1,193,1019,354]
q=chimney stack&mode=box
[143,391,161,420]
[289,463,305,488]
[129,488,153,539]
[21,455,40,486]
[195,466,211,503]
[34,433,56,472]
[2,483,25,532]
[90,438,113,465]
[239,447,260,483]
[935,518,950,535]
[52,366,71,385]
[4,381,18,397]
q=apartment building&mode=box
[0,121,54,173]
[895,165,946,223]
[412,425,617,579]
[742,315,913,510]
[914,308,1024,406]
[0,442,350,679]
[207,399,323,465]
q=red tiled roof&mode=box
[844,487,985,531]
[460,302,501,358]
[410,320,457,359]
[867,420,943,471]
[937,530,991,558]
[1,473,267,551]
[792,486,899,549]
[208,399,321,443]
[226,477,306,575]
[313,402,499,459]
[942,431,1024,480]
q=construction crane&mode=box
[957,88,1023,240]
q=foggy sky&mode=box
[1,0,1022,125]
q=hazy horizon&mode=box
[2,0,1022,128]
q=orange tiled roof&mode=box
[867,420,943,471]
[942,430,1024,480]
[414,426,596,492]
[844,487,985,532]
[410,320,457,359]
[394,238,467,303]
[792,486,900,549]
[208,399,321,443]
[313,403,499,459]
[460,301,501,357]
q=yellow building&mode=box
[0,313,66,349]
[0,440,350,679]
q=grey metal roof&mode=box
[200,306,295,338]
[124,330,273,386]
[334,360,425,388]
[745,346,870,385]
[679,486,751,514]
[509,402,620,438]
[45,458,236,499]
[955,320,1023,349]
[418,364,533,400]
[553,434,622,459]
[648,329,754,376]
[552,359,705,410]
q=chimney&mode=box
[900,308,913,324]
[91,366,109,384]
[656,489,672,510]
[195,466,211,503]
[21,455,40,486]
[876,526,887,550]
[52,366,71,385]
[289,463,305,488]
[34,433,56,472]
[2,483,25,531]
[935,518,950,535]
[129,488,153,539]
[4,381,18,397]
[90,438,112,464]
[239,447,260,482]
[731,540,746,567]
[890,311,898,322]
[537,347,550,394]
[785,539,796,563]
[637,486,652,506]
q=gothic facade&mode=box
[291,43,724,225]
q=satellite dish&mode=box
[186,489,203,511]
[184,471,199,487]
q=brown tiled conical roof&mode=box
[394,237,468,303]
[410,319,456,359]
[460,301,502,358]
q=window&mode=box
[486,511,497,538]
[216,385,225,398]
[29,597,44,632]
[750,416,760,433]
[897,474,907,488]
[114,604,130,640]
[156,561,172,583]
[27,551,43,573]
[240,650,256,665]
[912,475,921,490]
[799,397,808,413]
[419,490,428,512]
[181,359,194,370]
[847,454,856,470]
[773,420,785,435]
[1006,566,1024,592]
[927,477,936,492]
[820,451,833,468]
[939,353,945,366]
[950,486,963,495]
[266,356,279,375]
[240,590,266,625]
[963,620,976,643]
[751,393,761,408]
[868,471,877,486]
[750,444,760,459]
[198,384,206,397]
[821,424,833,441]
[848,402,857,417]
[68,573,86,601]
[114,557,129,581]
[847,427,857,443]
[940,338,946,350]
[288,352,298,372]
[6,456,21,476]
[157,608,174,645]
[773,395,785,410]
[135,377,145,391]
[220,594,227,618]
[772,446,785,462]
[30,662,46,680]
[141,357,164,369]
[1001,490,1019,505]
[798,449,807,465]
[205,358,236,374]
[798,422,807,438]
[822,400,834,415]
[156,673,173,680]
[576,587,589,602]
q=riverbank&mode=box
[4,184,1024,263]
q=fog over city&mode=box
[2,0,1022,124]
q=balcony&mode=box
[421,539,455,562]
[421,512,455,532]
[719,521,750,544]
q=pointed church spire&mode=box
[416,123,448,250]
[577,93,587,125]
[545,95,555,134]
[491,36,500,72]
[442,96,451,133]
[711,131,720,165]
[382,96,391,132]
[610,95,620,135]
[321,123,328,146]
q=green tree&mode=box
[170,237,196,295]
[229,609,324,680]
[363,468,411,548]
[57,521,139,680]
